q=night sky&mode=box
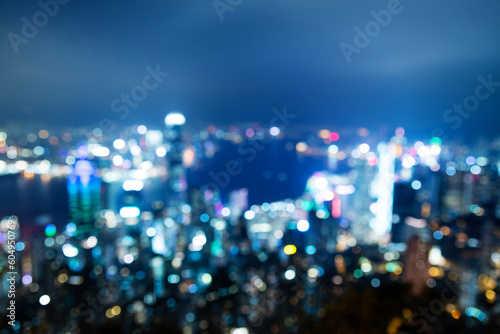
[1,0,500,140]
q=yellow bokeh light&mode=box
[23,169,34,179]
[57,273,68,284]
[402,308,412,319]
[307,268,319,278]
[421,203,431,218]
[284,244,297,255]
[393,265,402,275]
[318,129,330,139]
[429,267,440,277]
[479,274,497,290]
[485,290,496,303]
[441,226,451,236]
[386,317,402,334]
[451,309,461,319]
[296,142,307,153]
[111,305,121,316]
[38,130,49,139]
[182,148,195,167]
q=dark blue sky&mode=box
[1,0,500,140]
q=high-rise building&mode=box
[164,112,187,216]
[369,142,395,244]
[67,158,101,232]
[404,235,430,295]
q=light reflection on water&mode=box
[0,142,329,227]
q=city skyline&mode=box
[1,1,500,333]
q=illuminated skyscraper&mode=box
[369,142,396,244]
[67,157,101,232]
[350,157,378,245]
[164,112,187,218]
